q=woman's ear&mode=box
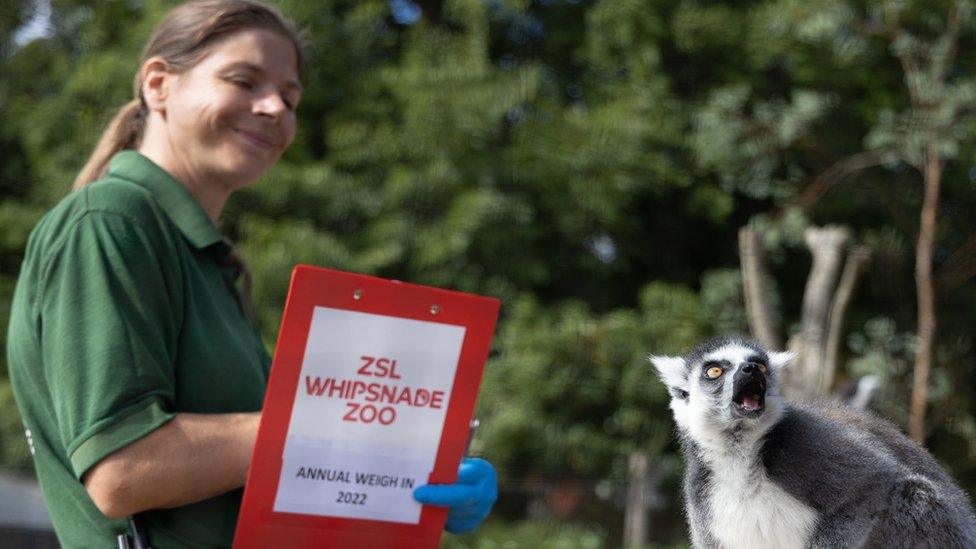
[141,57,173,113]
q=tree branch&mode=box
[791,226,850,400]
[885,1,924,106]
[738,227,782,350]
[821,246,872,395]
[794,149,895,212]
[934,0,965,85]
[908,140,943,443]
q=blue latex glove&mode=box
[413,457,498,534]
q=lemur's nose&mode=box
[741,362,757,375]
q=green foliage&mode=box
[0,379,30,468]
[699,269,750,336]
[440,519,606,549]
[847,317,915,426]
[0,202,44,267]
[692,85,834,200]
[475,283,706,484]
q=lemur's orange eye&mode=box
[757,363,767,373]
[706,366,723,379]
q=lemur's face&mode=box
[651,338,793,438]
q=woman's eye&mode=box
[231,78,253,90]
[706,366,723,379]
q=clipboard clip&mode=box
[464,419,480,456]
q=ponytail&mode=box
[72,98,147,190]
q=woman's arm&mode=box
[82,412,260,518]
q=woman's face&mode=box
[160,29,301,190]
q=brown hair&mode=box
[72,0,305,190]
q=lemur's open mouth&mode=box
[732,378,766,416]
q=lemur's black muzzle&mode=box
[731,362,766,416]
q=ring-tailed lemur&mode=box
[651,336,976,548]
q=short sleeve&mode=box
[38,210,182,479]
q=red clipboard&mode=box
[233,265,499,548]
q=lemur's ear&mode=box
[649,355,689,391]
[769,351,795,371]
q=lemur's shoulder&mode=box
[766,401,945,474]
[762,401,962,515]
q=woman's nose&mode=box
[254,93,287,118]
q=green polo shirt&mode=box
[6,151,271,548]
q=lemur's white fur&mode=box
[652,344,817,548]
[709,454,818,548]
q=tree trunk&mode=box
[908,142,942,443]
[789,227,849,400]
[623,451,649,548]
[821,246,871,395]
[738,227,782,350]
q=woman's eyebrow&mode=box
[220,60,302,92]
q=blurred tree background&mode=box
[2,0,976,546]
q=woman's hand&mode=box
[412,457,498,533]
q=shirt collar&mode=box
[107,150,223,250]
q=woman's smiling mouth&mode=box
[235,128,276,150]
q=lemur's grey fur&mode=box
[651,335,976,549]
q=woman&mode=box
[6,1,496,546]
